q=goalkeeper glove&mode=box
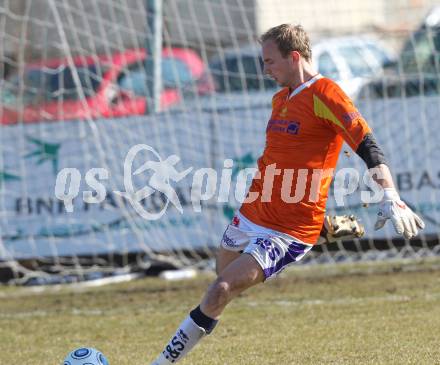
[374,188,425,239]
[318,215,365,244]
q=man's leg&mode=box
[201,252,264,318]
[151,253,264,364]
[215,246,240,274]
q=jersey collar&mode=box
[288,74,323,99]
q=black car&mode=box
[208,44,276,93]
[359,7,440,99]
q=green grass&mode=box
[1,260,440,364]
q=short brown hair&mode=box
[260,24,312,61]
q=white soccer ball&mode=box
[63,347,109,365]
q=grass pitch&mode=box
[1,260,440,364]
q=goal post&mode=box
[0,0,439,284]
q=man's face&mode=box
[261,39,295,87]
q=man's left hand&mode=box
[374,188,425,239]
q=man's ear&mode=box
[291,51,300,62]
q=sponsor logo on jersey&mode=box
[286,122,300,135]
[342,111,362,126]
[266,119,301,135]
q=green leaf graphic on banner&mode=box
[231,152,256,179]
[223,152,256,219]
[0,170,21,187]
[24,136,61,174]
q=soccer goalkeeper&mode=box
[150,24,424,364]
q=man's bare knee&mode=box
[205,277,231,311]
[202,254,264,319]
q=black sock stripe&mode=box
[190,306,218,334]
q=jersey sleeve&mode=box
[312,81,371,151]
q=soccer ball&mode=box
[63,347,109,365]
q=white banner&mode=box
[1,94,439,259]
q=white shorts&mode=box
[220,212,313,280]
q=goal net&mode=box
[1,0,439,284]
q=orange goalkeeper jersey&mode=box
[239,75,371,244]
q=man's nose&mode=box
[263,64,270,75]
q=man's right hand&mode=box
[318,214,365,244]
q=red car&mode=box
[0,48,214,124]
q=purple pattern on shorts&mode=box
[263,241,309,279]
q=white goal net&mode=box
[1,0,439,284]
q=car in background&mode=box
[208,44,276,94]
[313,36,395,98]
[0,47,214,124]
[208,36,395,98]
[358,6,440,99]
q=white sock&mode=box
[151,316,206,364]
